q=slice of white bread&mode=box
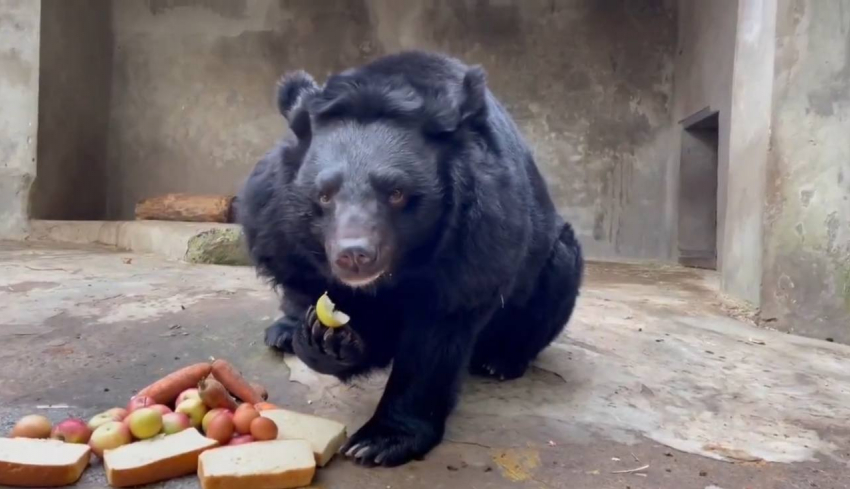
[198,439,316,489]
[260,409,347,466]
[0,437,91,487]
[104,428,218,487]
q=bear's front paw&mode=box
[292,306,367,376]
[341,415,441,467]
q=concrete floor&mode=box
[1,241,849,489]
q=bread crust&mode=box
[105,445,213,488]
[198,464,316,489]
[0,440,90,487]
[197,439,317,489]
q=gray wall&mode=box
[105,0,678,260]
[30,0,113,220]
[0,0,40,239]
[722,0,776,305]
[762,0,850,342]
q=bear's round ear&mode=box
[458,65,487,123]
[276,70,319,141]
[424,66,489,135]
[276,71,320,122]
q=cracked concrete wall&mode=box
[762,0,850,343]
[0,0,40,239]
[30,0,113,220]
[107,0,677,260]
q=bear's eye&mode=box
[318,193,332,205]
[388,189,405,206]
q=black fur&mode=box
[238,51,583,467]
[276,70,319,121]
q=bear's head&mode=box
[273,55,488,288]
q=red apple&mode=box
[202,408,233,434]
[176,398,207,428]
[126,408,163,440]
[161,412,191,435]
[126,395,155,413]
[149,404,173,416]
[175,388,200,407]
[228,434,255,446]
[89,421,132,457]
[51,418,92,444]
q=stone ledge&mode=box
[24,220,251,266]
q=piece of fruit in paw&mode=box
[315,292,350,328]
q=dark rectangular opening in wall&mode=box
[30,0,112,221]
[678,110,719,270]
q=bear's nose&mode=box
[334,240,377,272]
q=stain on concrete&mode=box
[824,211,840,253]
[0,49,32,86]
[146,0,247,18]
[805,8,850,118]
[491,447,541,482]
[794,222,804,241]
[0,171,35,239]
[800,188,814,207]
[1,281,58,293]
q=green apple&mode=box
[88,408,127,431]
[175,388,201,407]
[176,398,207,428]
[89,421,132,457]
[126,407,163,440]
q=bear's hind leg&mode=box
[469,307,534,381]
[470,225,583,381]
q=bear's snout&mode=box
[334,237,378,273]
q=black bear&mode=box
[237,51,583,467]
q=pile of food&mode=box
[0,359,347,489]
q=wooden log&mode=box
[135,193,235,223]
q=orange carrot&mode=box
[250,382,269,401]
[254,402,279,412]
[136,362,212,404]
[211,360,263,404]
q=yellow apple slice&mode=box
[315,292,350,328]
